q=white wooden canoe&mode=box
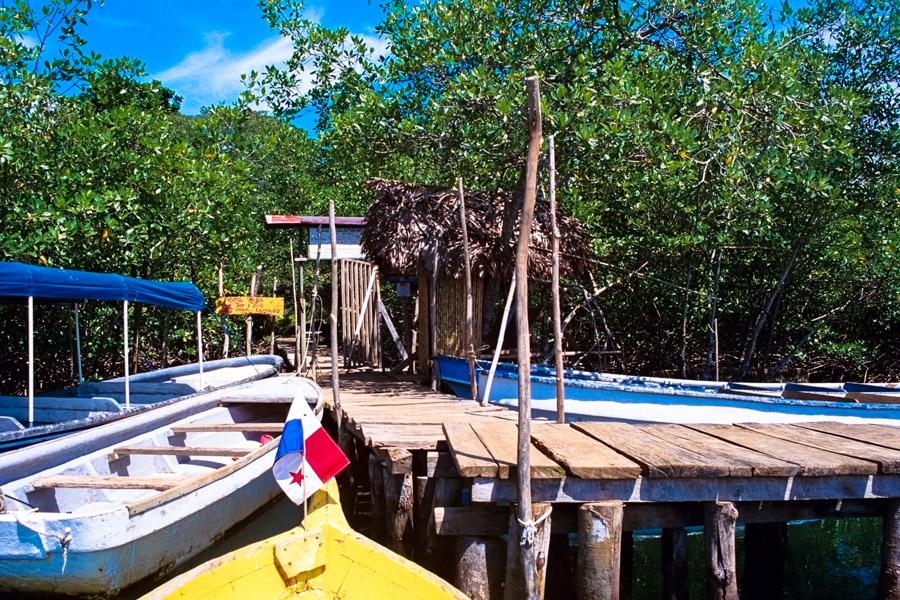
[0,376,320,596]
[0,355,283,451]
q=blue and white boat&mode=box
[0,376,320,597]
[0,262,283,450]
[436,355,900,425]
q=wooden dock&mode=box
[324,370,900,600]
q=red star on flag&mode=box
[289,469,304,486]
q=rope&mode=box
[517,505,552,547]
[15,512,73,573]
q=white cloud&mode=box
[152,9,389,115]
[19,33,37,49]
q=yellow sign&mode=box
[215,296,284,317]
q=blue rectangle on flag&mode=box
[274,419,304,462]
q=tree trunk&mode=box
[738,241,802,380]
[703,249,721,381]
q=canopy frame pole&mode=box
[196,310,204,390]
[483,274,516,406]
[74,303,83,384]
[123,300,130,409]
[27,296,34,426]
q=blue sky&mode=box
[78,1,386,115]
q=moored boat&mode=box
[141,479,467,600]
[436,355,900,425]
[0,355,284,451]
[0,376,321,596]
[0,262,286,450]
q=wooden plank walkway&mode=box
[324,371,525,451]
[322,369,900,599]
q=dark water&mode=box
[629,519,882,600]
[123,502,882,599]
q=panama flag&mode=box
[272,392,349,504]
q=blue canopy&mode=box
[0,262,205,311]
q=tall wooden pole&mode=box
[269,277,277,355]
[514,74,543,600]
[548,135,565,423]
[458,177,478,401]
[290,239,301,372]
[329,201,342,427]
[245,265,261,356]
[218,264,229,358]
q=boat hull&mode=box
[436,356,900,424]
[142,480,467,600]
[0,377,318,596]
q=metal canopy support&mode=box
[196,310,204,390]
[27,295,34,426]
[74,303,83,384]
[123,300,130,409]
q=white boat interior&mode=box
[2,401,290,516]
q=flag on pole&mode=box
[272,389,349,504]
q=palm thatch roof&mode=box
[361,178,593,281]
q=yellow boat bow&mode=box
[142,479,466,599]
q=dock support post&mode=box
[456,536,506,600]
[577,501,624,600]
[504,502,552,600]
[880,499,900,599]
[661,527,688,600]
[744,522,786,599]
[383,464,414,556]
[705,501,739,600]
[367,453,385,541]
[428,478,463,580]
[621,530,633,600]
[414,475,433,561]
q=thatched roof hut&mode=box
[361,179,593,281]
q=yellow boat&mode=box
[142,480,467,600]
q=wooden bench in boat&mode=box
[32,474,188,490]
[109,445,256,459]
[170,423,284,433]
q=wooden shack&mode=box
[360,179,592,376]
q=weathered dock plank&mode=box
[442,423,499,478]
[740,423,900,474]
[688,424,878,476]
[471,422,565,479]
[795,422,900,452]
[530,423,641,479]
[573,422,734,478]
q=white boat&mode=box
[437,356,900,425]
[0,262,287,451]
[0,375,321,596]
[0,355,284,451]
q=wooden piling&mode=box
[577,501,624,600]
[218,264,229,358]
[457,177,478,402]
[367,452,386,541]
[328,201,342,427]
[548,135,565,423]
[456,536,506,600]
[744,521,786,599]
[620,530,633,600]
[505,502,552,600]
[661,527,688,600]
[705,501,739,600]
[880,499,900,599]
[512,73,543,600]
[245,265,261,356]
[383,464,414,556]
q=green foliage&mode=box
[0,0,323,389]
[256,0,900,379]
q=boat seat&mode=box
[109,445,256,459]
[170,423,284,433]
[32,475,188,490]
